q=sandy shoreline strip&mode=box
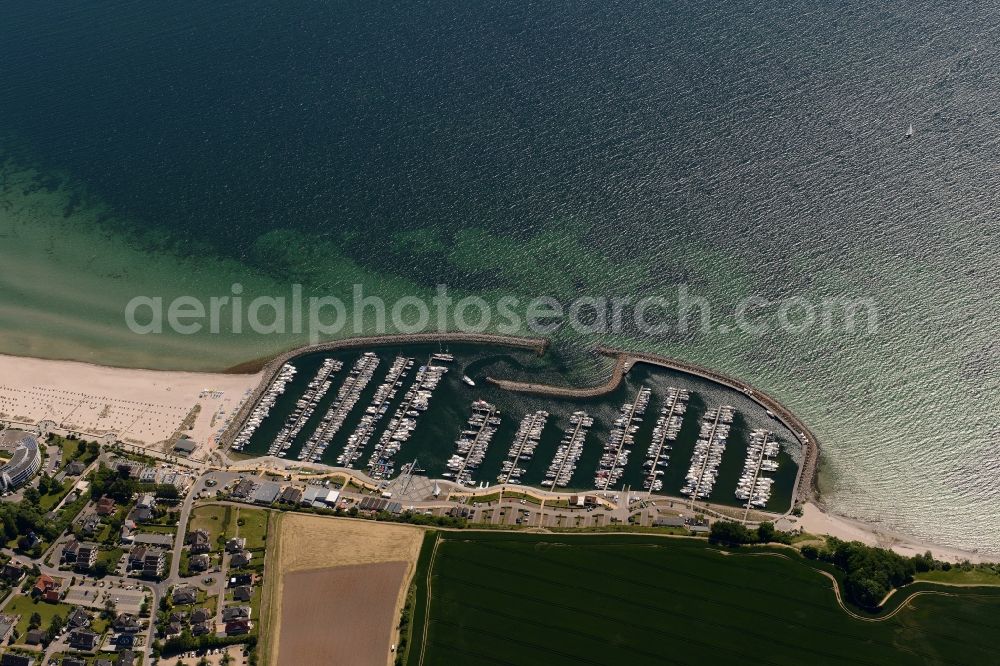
[0,353,260,453]
[789,502,991,564]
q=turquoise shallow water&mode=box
[0,1,998,552]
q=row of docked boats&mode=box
[336,356,414,467]
[497,410,548,484]
[681,405,734,501]
[594,387,652,490]
[269,358,341,457]
[446,399,500,486]
[735,428,780,508]
[541,411,593,488]
[298,353,380,462]
[366,359,449,479]
[641,387,689,492]
[232,363,297,451]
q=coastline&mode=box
[0,347,993,563]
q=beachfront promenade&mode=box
[220,334,819,508]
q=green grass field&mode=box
[189,504,233,549]
[235,508,269,550]
[5,594,76,642]
[405,532,1000,666]
[915,568,1000,586]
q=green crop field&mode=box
[404,532,1000,666]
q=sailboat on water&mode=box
[905,123,914,138]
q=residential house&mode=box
[94,660,113,666]
[142,551,165,579]
[95,496,117,516]
[127,546,148,571]
[61,537,80,563]
[112,613,141,634]
[63,659,87,666]
[127,505,153,524]
[191,622,211,636]
[67,607,91,629]
[80,514,101,536]
[65,460,86,476]
[25,628,46,645]
[0,654,34,666]
[75,543,99,572]
[188,553,211,572]
[190,608,211,624]
[166,621,182,636]
[32,574,58,598]
[232,585,252,602]
[228,573,253,587]
[69,629,100,651]
[172,586,198,605]
[119,520,136,544]
[116,651,135,666]
[186,529,211,554]
[225,537,246,554]
[225,619,252,635]
[0,563,23,583]
[0,614,16,643]
[115,634,137,650]
[222,606,251,622]
[229,550,252,569]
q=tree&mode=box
[94,560,110,577]
[47,613,64,641]
[23,486,41,506]
[87,440,100,455]
[756,522,776,543]
[708,520,757,546]
[29,612,42,629]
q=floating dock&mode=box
[642,387,689,494]
[337,356,414,468]
[681,405,734,504]
[447,400,500,487]
[366,358,448,480]
[269,358,341,457]
[497,410,548,485]
[232,363,297,451]
[542,411,592,488]
[736,429,780,518]
[298,353,380,462]
[594,387,651,491]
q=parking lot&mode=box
[63,581,147,615]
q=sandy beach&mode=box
[786,502,990,564]
[0,353,259,456]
